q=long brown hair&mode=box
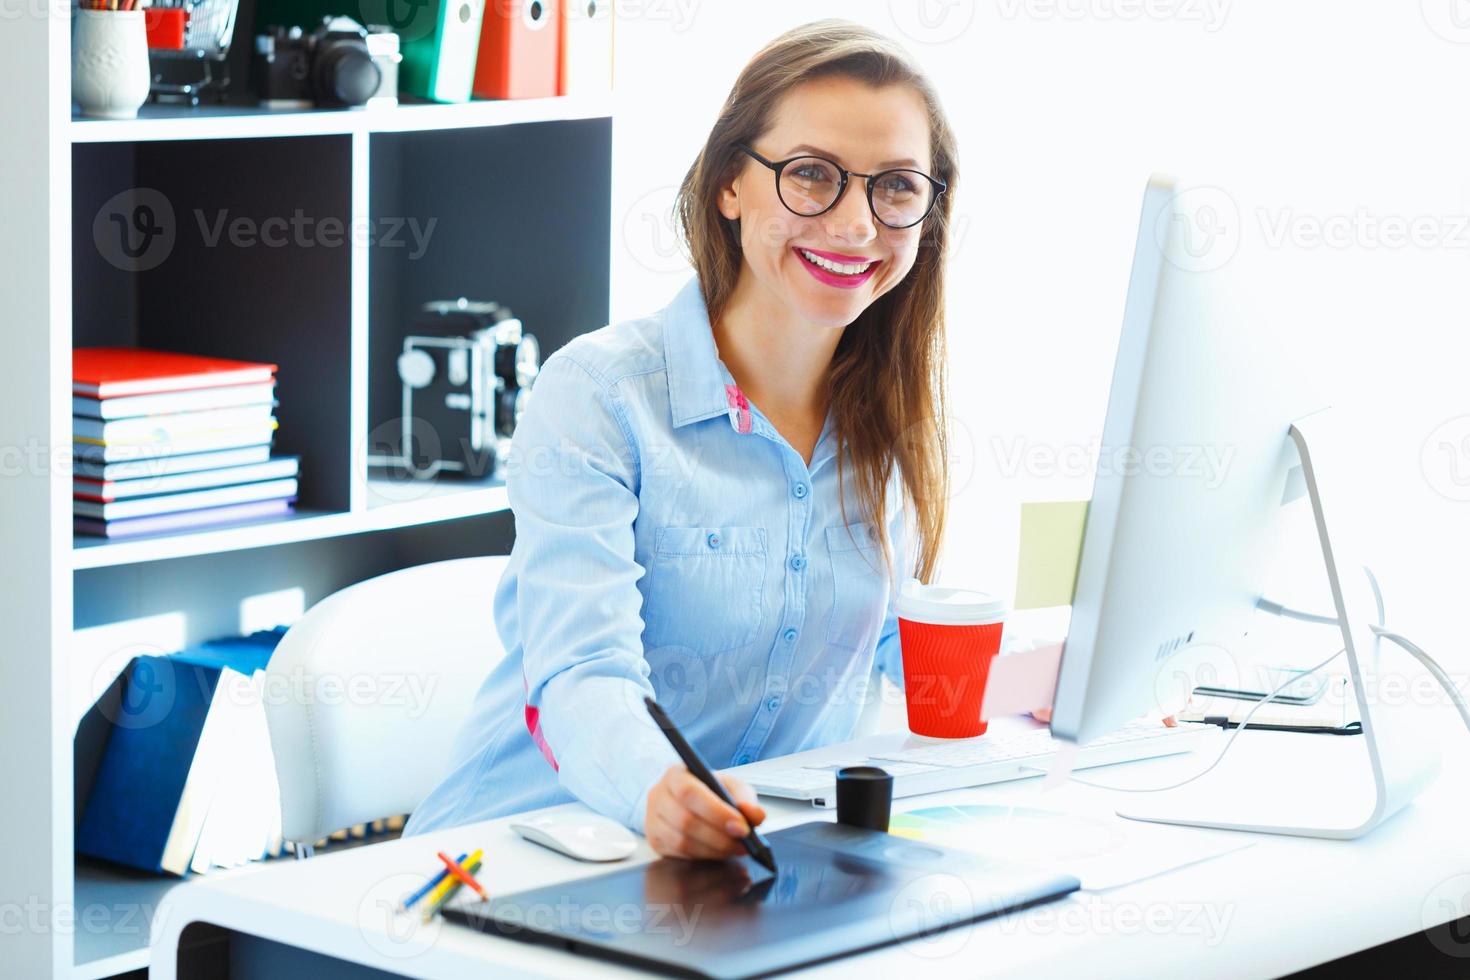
[675,19,956,583]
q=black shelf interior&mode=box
[72,135,355,513]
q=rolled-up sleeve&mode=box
[501,352,678,834]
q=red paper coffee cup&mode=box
[896,580,1007,739]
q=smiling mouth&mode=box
[795,248,879,277]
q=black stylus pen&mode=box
[644,697,778,874]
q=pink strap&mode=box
[522,676,559,771]
[724,383,753,435]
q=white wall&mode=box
[609,1,1470,663]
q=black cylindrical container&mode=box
[835,766,893,832]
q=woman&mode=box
[405,19,957,860]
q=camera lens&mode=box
[313,43,381,107]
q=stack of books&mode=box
[72,348,300,538]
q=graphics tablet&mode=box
[444,820,1080,979]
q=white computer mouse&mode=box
[509,811,638,862]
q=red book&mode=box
[74,348,277,399]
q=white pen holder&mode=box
[73,9,151,119]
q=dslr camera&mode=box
[253,16,396,109]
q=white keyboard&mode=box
[742,719,1213,807]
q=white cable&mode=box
[1027,645,1345,794]
[1256,571,1470,737]
[1036,568,1464,796]
[1254,564,1386,629]
[1253,598,1339,627]
[1374,629,1470,735]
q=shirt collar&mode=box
[662,275,839,468]
[664,276,744,430]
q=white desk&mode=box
[149,714,1470,979]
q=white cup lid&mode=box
[895,579,1007,626]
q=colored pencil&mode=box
[398,850,468,911]
[436,851,489,901]
[419,847,483,910]
[421,856,482,922]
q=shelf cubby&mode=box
[365,115,613,502]
[72,134,355,518]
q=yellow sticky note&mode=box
[1014,500,1089,610]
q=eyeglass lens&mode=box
[778,156,935,228]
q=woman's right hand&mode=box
[644,764,766,860]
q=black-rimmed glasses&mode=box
[737,144,946,230]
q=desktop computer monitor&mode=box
[1047,176,1323,745]
[1043,177,1440,838]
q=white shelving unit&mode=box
[71,480,511,569]
[2,15,611,978]
[69,93,612,143]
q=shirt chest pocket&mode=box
[642,525,767,656]
[825,522,888,651]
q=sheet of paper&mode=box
[1042,741,1080,792]
[981,642,1063,719]
[1014,500,1089,609]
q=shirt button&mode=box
[783,628,798,643]
[766,697,781,712]
[789,555,807,572]
[792,483,808,499]
[706,532,721,549]
[736,754,753,766]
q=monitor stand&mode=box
[1116,408,1441,838]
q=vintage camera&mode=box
[388,298,541,480]
[252,16,388,109]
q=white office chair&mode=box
[263,556,509,853]
[263,554,889,853]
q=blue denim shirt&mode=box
[404,276,909,837]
